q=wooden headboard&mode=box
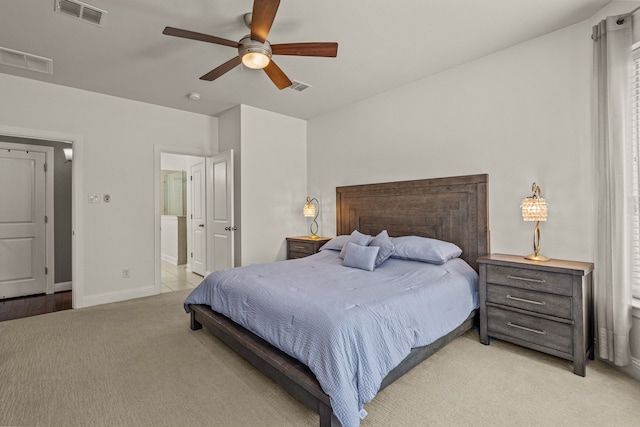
[336,174,490,272]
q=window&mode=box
[632,49,640,299]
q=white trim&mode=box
[154,145,215,298]
[161,254,179,265]
[0,124,84,308]
[622,357,640,382]
[54,281,72,292]
[0,141,55,294]
[80,285,156,308]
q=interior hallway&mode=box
[161,259,202,293]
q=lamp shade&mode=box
[303,198,317,217]
[521,196,547,221]
[521,183,547,222]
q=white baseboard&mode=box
[622,357,640,382]
[161,254,178,265]
[54,281,72,292]
[79,285,157,308]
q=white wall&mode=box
[161,153,189,171]
[309,18,594,262]
[307,0,640,379]
[0,73,217,308]
[240,105,308,264]
[219,105,308,265]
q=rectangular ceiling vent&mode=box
[289,80,312,92]
[55,0,107,26]
[0,47,53,75]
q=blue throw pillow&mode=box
[339,230,372,259]
[368,230,395,267]
[342,242,379,272]
[319,235,349,251]
[390,236,462,264]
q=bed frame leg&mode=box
[190,311,202,330]
[318,403,341,427]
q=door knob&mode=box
[198,224,204,228]
[224,226,230,231]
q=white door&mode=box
[190,160,206,276]
[0,148,46,298]
[208,150,235,271]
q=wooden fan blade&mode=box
[251,0,280,43]
[200,56,242,81]
[272,42,338,57]
[163,27,239,48]
[263,60,292,90]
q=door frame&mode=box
[0,124,83,308]
[154,145,215,292]
[0,141,54,295]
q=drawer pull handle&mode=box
[507,322,546,335]
[506,295,546,306]
[293,245,307,250]
[507,275,546,283]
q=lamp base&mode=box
[524,254,550,262]
[308,234,320,239]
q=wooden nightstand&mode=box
[478,254,594,376]
[286,236,332,259]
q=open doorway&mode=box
[158,151,205,293]
[154,146,235,295]
[0,134,73,319]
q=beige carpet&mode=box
[1,290,638,427]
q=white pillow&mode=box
[391,236,462,264]
[368,230,395,267]
[342,242,379,272]
[339,230,372,259]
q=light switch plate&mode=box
[88,193,100,203]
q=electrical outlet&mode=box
[122,268,130,278]
[88,193,100,203]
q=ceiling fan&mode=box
[162,0,338,90]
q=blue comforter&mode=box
[184,250,478,427]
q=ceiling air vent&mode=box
[288,80,312,92]
[55,0,107,26]
[0,47,53,75]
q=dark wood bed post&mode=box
[190,311,202,330]
[188,173,489,427]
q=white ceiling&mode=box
[0,0,612,120]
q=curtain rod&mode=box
[617,5,640,24]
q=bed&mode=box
[185,174,489,427]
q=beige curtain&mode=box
[592,15,633,366]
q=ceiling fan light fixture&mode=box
[238,35,271,69]
[242,51,270,69]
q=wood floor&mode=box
[0,291,72,322]
[0,262,197,323]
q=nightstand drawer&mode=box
[286,236,331,260]
[486,265,572,296]
[487,306,573,355]
[288,242,314,255]
[288,251,311,259]
[486,283,572,319]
